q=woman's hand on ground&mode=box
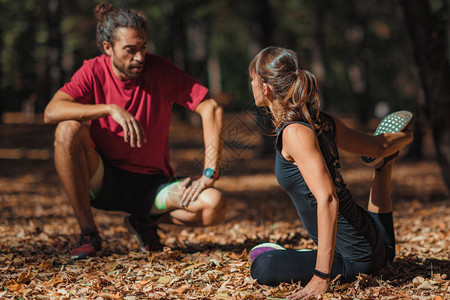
[287,276,329,300]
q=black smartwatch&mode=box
[312,268,331,279]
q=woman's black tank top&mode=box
[275,113,349,203]
[274,113,352,241]
[274,113,385,272]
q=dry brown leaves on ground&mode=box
[0,116,449,299]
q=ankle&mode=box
[375,160,394,172]
[81,226,99,234]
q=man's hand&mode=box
[179,175,215,208]
[109,104,147,148]
[287,276,329,300]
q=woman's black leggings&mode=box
[250,212,395,286]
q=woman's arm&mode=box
[330,114,413,158]
[282,124,339,299]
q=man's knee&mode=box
[54,120,87,150]
[198,188,227,225]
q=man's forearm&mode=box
[44,92,112,124]
[200,100,223,172]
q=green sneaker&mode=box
[361,110,413,166]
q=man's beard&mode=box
[113,59,143,79]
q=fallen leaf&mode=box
[413,276,425,284]
[1,119,449,300]
[157,276,171,284]
[417,281,434,290]
[176,284,190,294]
[38,260,53,269]
[5,279,23,292]
[17,271,33,284]
[44,276,63,287]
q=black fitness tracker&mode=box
[312,268,331,279]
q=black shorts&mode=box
[90,158,180,219]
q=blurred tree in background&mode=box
[0,0,448,187]
[1,0,435,114]
[400,0,450,189]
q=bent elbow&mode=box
[200,98,223,119]
[43,115,52,124]
[43,111,51,124]
[320,194,339,207]
[206,98,221,110]
[215,103,224,118]
[328,194,339,208]
[332,196,339,211]
[43,107,57,124]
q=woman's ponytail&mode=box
[249,47,324,132]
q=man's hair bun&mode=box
[93,2,147,54]
[94,2,115,22]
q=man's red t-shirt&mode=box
[60,54,208,176]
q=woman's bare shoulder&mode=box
[283,123,317,149]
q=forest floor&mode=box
[0,112,449,299]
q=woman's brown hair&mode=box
[249,46,325,132]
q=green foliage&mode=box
[0,0,443,115]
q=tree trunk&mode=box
[250,0,276,156]
[311,0,327,109]
[48,0,64,95]
[346,2,371,128]
[37,0,63,112]
[400,0,450,190]
[207,52,222,96]
[0,24,3,122]
[166,0,190,121]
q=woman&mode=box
[248,47,413,299]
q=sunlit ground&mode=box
[0,112,448,299]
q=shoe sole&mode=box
[361,110,414,166]
[250,242,286,262]
[71,253,88,260]
[71,248,103,260]
[124,216,149,253]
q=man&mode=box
[44,3,226,259]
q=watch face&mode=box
[204,168,214,178]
